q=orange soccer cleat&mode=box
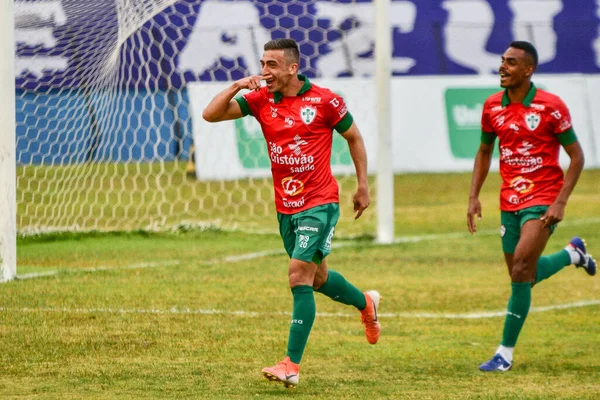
[361,290,381,344]
[261,356,300,388]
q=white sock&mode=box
[496,345,514,363]
[564,245,581,264]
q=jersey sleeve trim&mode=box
[481,131,497,144]
[234,96,252,117]
[334,112,354,133]
[557,128,577,146]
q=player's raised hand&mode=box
[467,197,482,234]
[236,75,264,91]
[353,186,370,220]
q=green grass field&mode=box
[2,170,600,399]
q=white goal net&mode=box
[13,0,385,238]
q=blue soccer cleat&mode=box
[569,237,596,276]
[479,354,512,372]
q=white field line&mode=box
[16,261,182,280]
[15,251,290,280]
[1,299,599,319]
[15,215,600,280]
[391,216,600,244]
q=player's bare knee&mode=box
[288,270,305,287]
[510,259,534,282]
[288,260,317,287]
[311,265,328,290]
[312,274,327,290]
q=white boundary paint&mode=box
[11,219,599,318]
[16,261,182,280]
[15,216,600,280]
[1,300,599,320]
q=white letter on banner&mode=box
[442,0,499,74]
[14,0,68,77]
[443,0,562,74]
[315,1,417,77]
[509,0,562,65]
[179,0,270,77]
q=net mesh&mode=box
[15,0,378,236]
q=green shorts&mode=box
[277,203,340,265]
[500,205,557,254]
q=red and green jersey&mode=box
[235,75,353,214]
[481,83,578,212]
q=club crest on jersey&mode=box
[300,105,317,125]
[524,112,540,131]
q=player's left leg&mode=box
[262,257,317,388]
[480,218,550,372]
[314,259,381,344]
[309,203,381,344]
[314,259,366,310]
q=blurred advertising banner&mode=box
[190,75,600,180]
[15,0,600,90]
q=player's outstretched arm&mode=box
[468,142,494,234]
[541,141,584,228]
[202,76,263,122]
[340,122,370,219]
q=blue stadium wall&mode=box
[16,89,192,164]
[15,0,600,165]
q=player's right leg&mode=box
[480,216,549,372]
[262,356,300,388]
[262,257,317,388]
[263,212,323,388]
[267,205,358,387]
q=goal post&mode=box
[375,0,394,244]
[12,0,395,249]
[1,0,16,282]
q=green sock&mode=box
[501,282,532,347]
[535,250,571,284]
[286,285,316,364]
[315,270,367,310]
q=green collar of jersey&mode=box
[501,82,537,107]
[273,74,312,103]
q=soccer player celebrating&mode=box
[202,38,380,387]
[467,41,596,372]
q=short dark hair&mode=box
[264,38,300,64]
[510,41,538,69]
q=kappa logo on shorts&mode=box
[324,227,335,250]
[500,225,506,237]
[298,226,319,233]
